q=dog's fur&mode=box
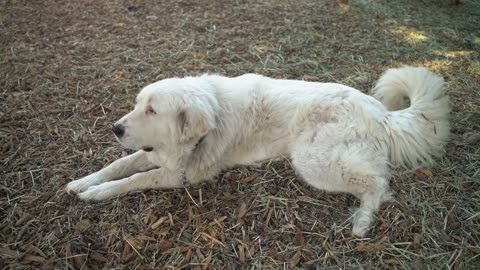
[66,67,449,237]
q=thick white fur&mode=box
[66,66,450,237]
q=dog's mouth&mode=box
[142,146,154,152]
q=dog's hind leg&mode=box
[66,150,156,194]
[291,127,390,237]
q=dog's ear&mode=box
[177,109,209,143]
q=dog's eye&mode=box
[145,105,156,115]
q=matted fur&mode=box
[66,66,450,237]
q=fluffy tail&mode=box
[371,66,450,169]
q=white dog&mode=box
[66,67,449,237]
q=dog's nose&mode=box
[112,124,125,137]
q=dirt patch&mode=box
[1,0,479,268]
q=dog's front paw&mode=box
[77,184,115,201]
[66,174,101,194]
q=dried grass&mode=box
[1,0,479,269]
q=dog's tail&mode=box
[371,66,450,169]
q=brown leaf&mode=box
[113,23,126,28]
[124,233,142,251]
[289,251,301,268]
[75,219,91,233]
[304,257,325,266]
[65,244,74,267]
[143,209,153,225]
[196,248,205,259]
[73,252,85,269]
[28,245,46,258]
[447,214,462,230]
[137,235,156,241]
[238,202,248,219]
[151,216,168,229]
[0,247,19,259]
[121,252,134,263]
[413,233,422,249]
[384,259,400,265]
[293,227,304,246]
[248,244,257,258]
[15,212,32,226]
[90,251,108,263]
[415,169,433,181]
[22,254,45,263]
[223,192,235,199]
[202,253,212,270]
[167,212,174,226]
[200,232,226,247]
[302,75,320,81]
[159,239,173,252]
[184,247,193,262]
[241,173,258,183]
[238,244,245,263]
[223,172,236,181]
[355,243,385,253]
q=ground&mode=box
[1,0,479,269]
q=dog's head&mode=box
[112,77,218,169]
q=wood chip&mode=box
[304,257,326,266]
[73,252,85,269]
[65,244,74,267]
[121,243,133,263]
[143,209,153,225]
[384,259,400,265]
[293,227,304,246]
[137,235,156,241]
[413,233,422,249]
[151,216,168,230]
[355,243,385,253]
[289,251,301,268]
[113,23,126,28]
[184,247,193,262]
[238,244,245,263]
[124,233,142,251]
[0,247,20,258]
[238,202,248,219]
[15,212,32,226]
[90,251,108,263]
[415,169,433,181]
[22,254,45,263]
[240,173,258,183]
[167,212,174,226]
[75,219,91,233]
[158,239,173,252]
[248,243,257,258]
[28,245,46,258]
[201,232,226,247]
[303,75,320,81]
[202,253,212,270]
